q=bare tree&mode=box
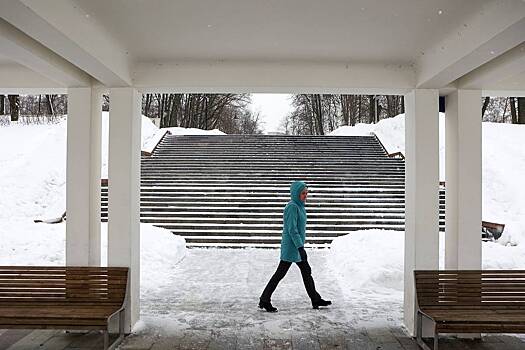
[510,97,517,124]
[482,96,490,118]
[141,93,260,134]
[8,95,19,122]
[518,97,525,124]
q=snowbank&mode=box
[328,231,525,300]
[0,119,67,219]
[330,114,525,245]
[166,126,225,135]
[0,220,186,294]
[327,230,404,297]
[100,113,226,177]
[0,113,226,219]
[329,113,446,179]
[101,112,163,178]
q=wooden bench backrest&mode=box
[0,266,128,306]
[415,270,525,309]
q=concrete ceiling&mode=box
[0,53,13,65]
[72,0,491,65]
[0,0,524,94]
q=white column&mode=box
[403,89,440,336]
[445,90,482,269]
[108,87,141,332]
[66,87,102,266]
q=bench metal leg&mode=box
[415,310,437,350]
[104,310,125,350]
[103,330,109,350]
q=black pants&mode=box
[260,260,321,302]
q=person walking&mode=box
[258,180,332,312]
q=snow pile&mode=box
[0,119,67,219]
[328,230,525,300]
[482,123,525,245]
[0,112,226,217]
[0,221,186,293]
[101,112,164,178]
[330,114,525,245]
[100,112,227,177]
[329,113,446,179]
[166,126,225,135]
[327,230,404,297]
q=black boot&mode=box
[312,298,332,309]
[258,299,278,312]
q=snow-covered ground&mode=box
[0,113,217,299]
[0,221,185,297]
[1,112,525,334]
[328,114,525,308]
[330,114,525,245]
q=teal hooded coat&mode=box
[280,181,307,262]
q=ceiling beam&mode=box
[416,1,525,88]
[457,43,525,90]
[0,0,132,87]
[482,90,525,97]
[0,18,91,87]
[0,63,67,93]
[133,60,416,94]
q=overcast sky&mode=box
[249,94,293,133]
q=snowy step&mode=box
[182,236,335,245]
[152,226,407,234]
[102,191,406,198]
[184,242,330,248]
[109,206,406,213]
[104,198,407,205]
[99,134,446,247]
[129,209,406,216]
[137,222,406,231]
[100,197,407,205]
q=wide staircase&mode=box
[101,134,445,248]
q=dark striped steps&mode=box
[101,134,446,247]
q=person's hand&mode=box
[298,247,307,262]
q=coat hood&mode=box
[290,180,307,207]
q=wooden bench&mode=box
[0,266,129,350]
[414,270,525,350]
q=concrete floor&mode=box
[2,249,525,349]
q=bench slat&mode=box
[415,269,525,338]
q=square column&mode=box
[445,90,482,269]
[66,87,102,266]
[108,88,141,332]
[403,89,440,336]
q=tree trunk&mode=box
[45,95,55,116]
[510,97,517,124]
[482,96,490,119]
[368,95,375,124]
[518,97,525,124]
[0,95,4,115]
[38,95,42,117]
[8,95,20,122]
